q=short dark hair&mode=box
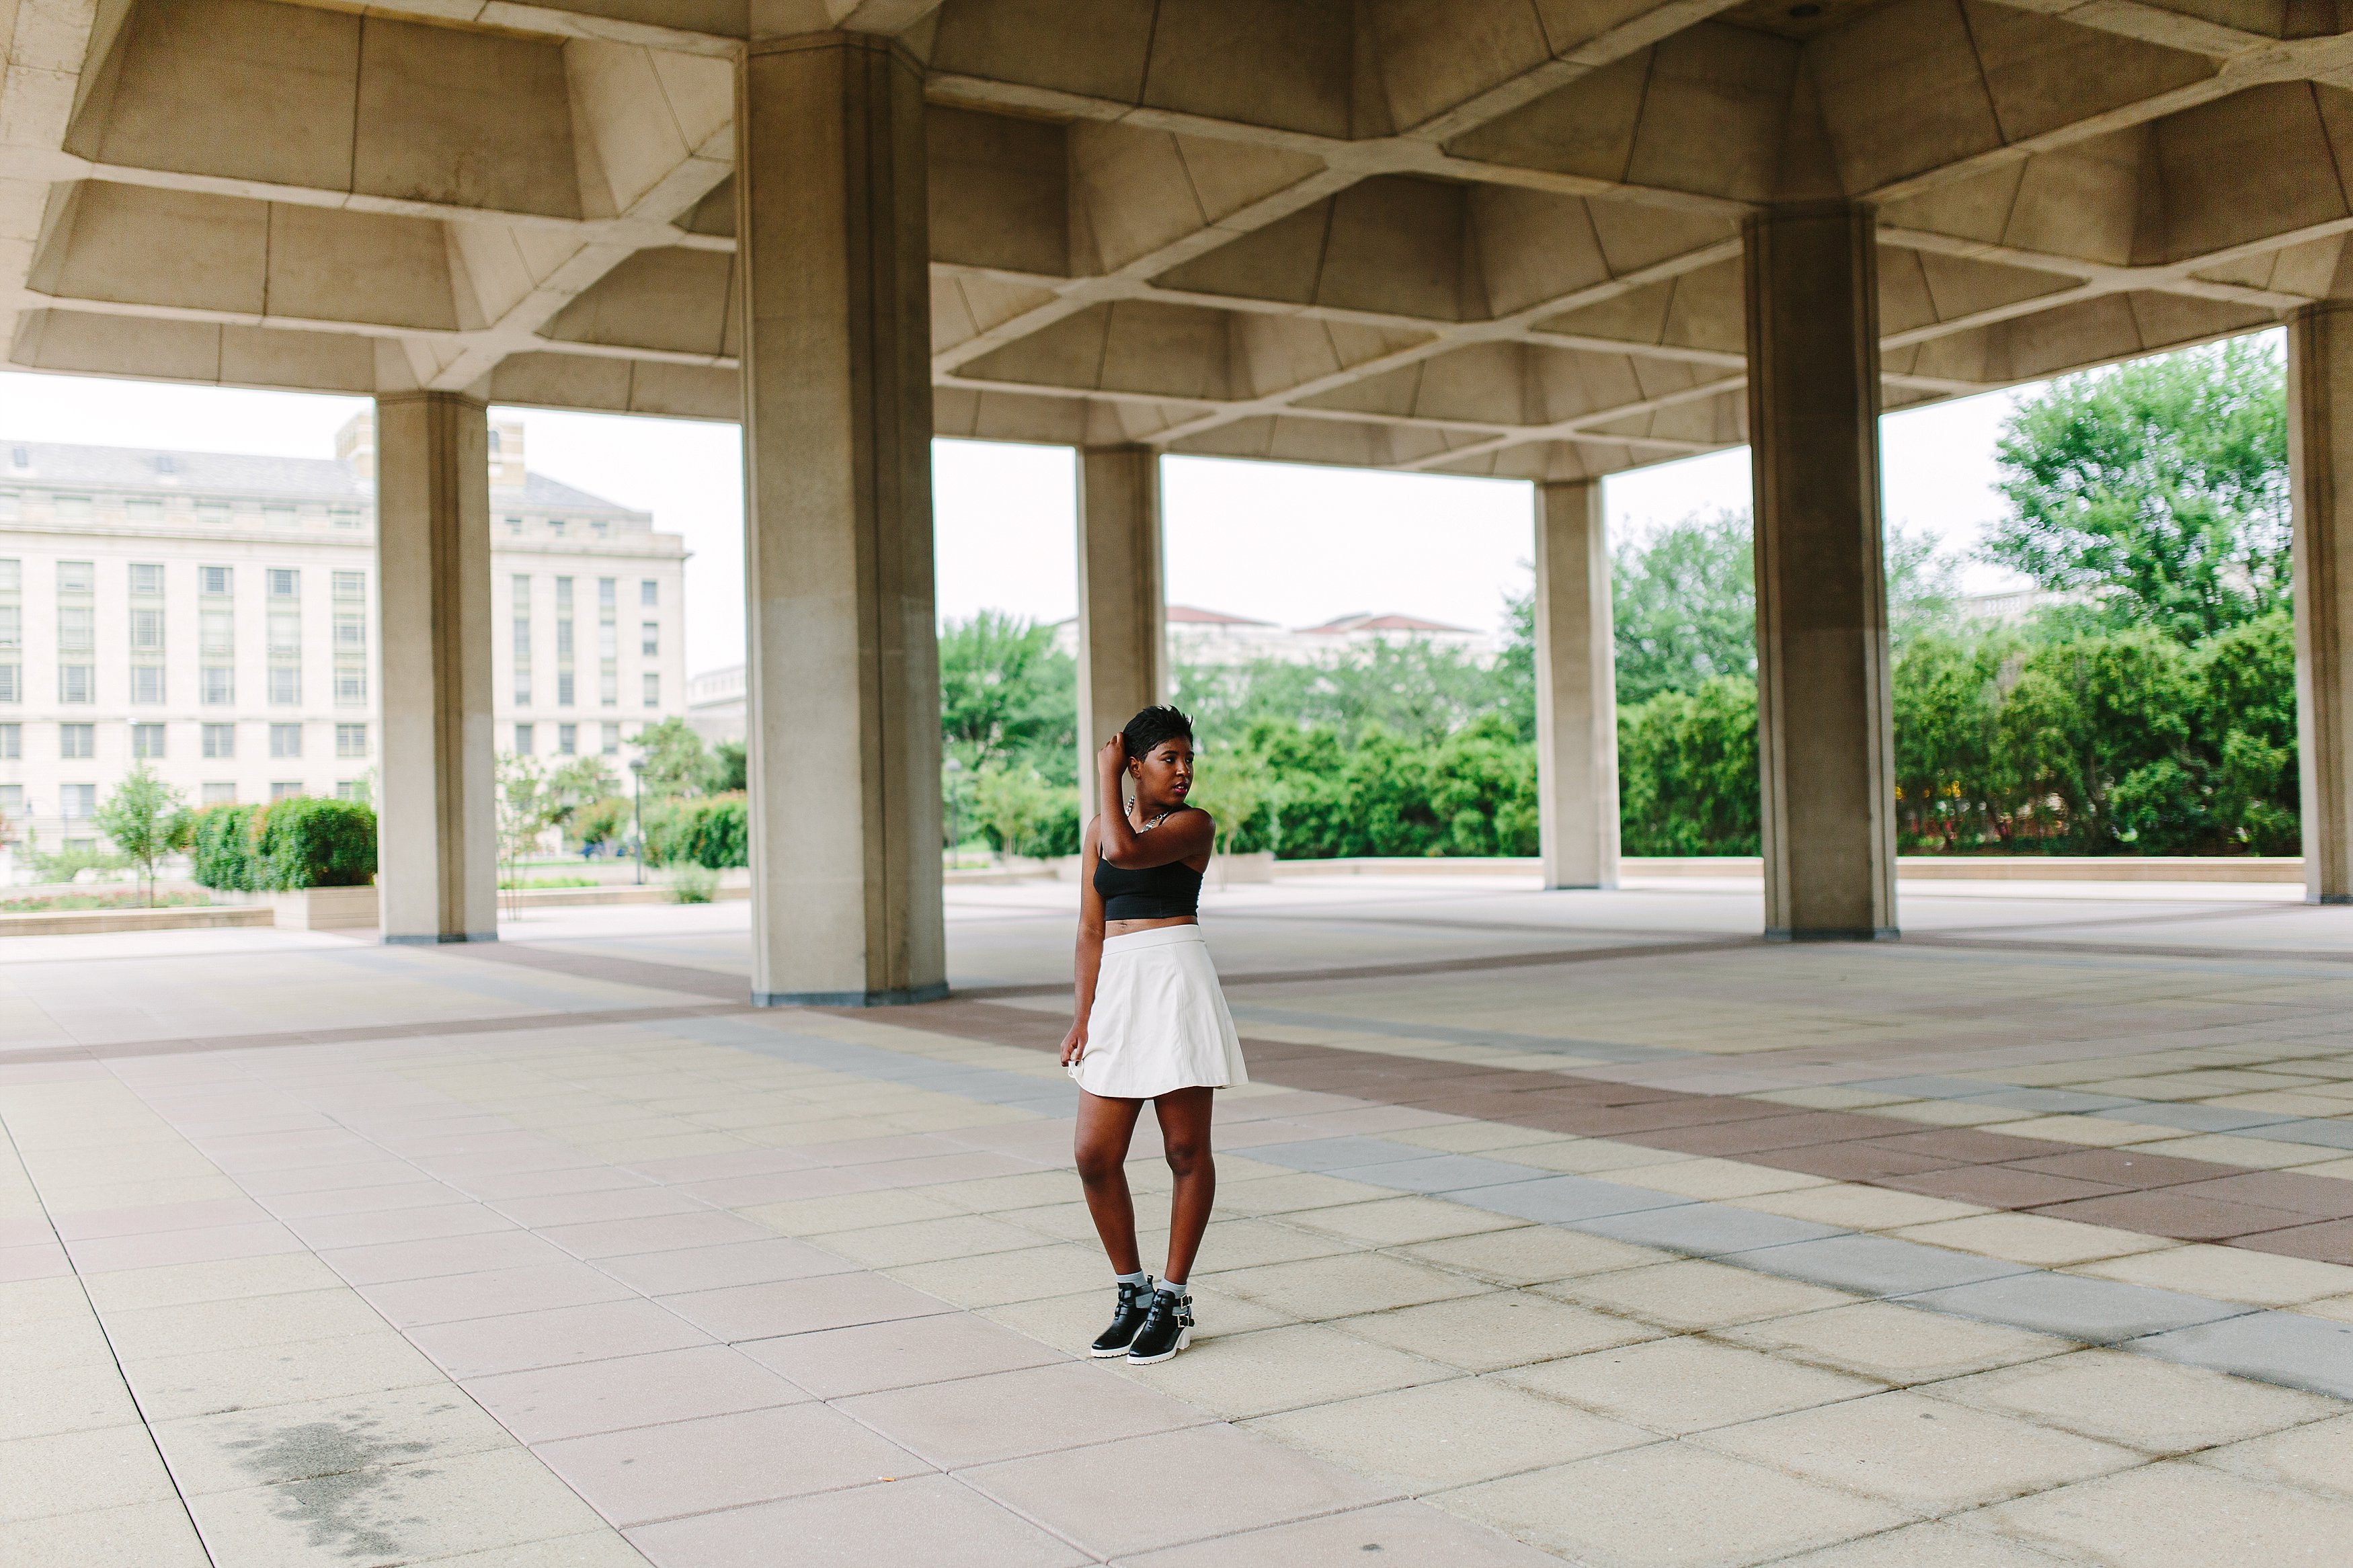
[1122,704,1193,758]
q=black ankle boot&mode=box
[1125,1288,1193,1365]
[1090,1278,1154,1358]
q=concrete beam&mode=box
[1073,446,1166,801]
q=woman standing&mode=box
[1060,704,1248,1365]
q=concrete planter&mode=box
[1212,851,1275,884]
[266,885,379,930]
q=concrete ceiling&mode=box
[1,0,2348,481]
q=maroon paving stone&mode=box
[2006,1149,2239,1189]
[2163,1171,2353,1220]
[1684,1141,1960,1185]
[1859,1128,2083,1165]
[2030,1190,2318,1243]
[1633,1110,1909,1157]
[1879,1165,2127,1210]
[2231,1219,2353,1266]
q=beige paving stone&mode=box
[1890,1212,2176,1268]
[1545,1258,1858,1330]
[1981,1114,2187,1147]
[79,1252,345,1313]
[1723,1301,2069,1383]
[1181,1216,1368,1272]
[102,1286,391,1361]
[1869,1100,2022,1127]
[1602,1157,1833,1201]
[1768,1519,2101,1565]
[2071,1243,2353,1307]
[2199,1411,2353,1499]
[1399,1225,1671,1286]
[0,1304,114,1372]
[0,1360,142,1442]
[883,1243,1110,1309]
[1333,1288,1661,1371]
[1975,1458,2353,1567]
[1501,1337,1882,1435]
[1287,1195,1528,1247]
[623,1472,1077,1568]
[838,1360,1209,1468]
[1211,1171,1398,1215]
[0,1499,212,1568]
[2120,1133,2347,1169]
[0,1423,179,1523]
[811,1214,1053,1269]
[912,1169,1080,1213]
[121,1330,450,1423]
[1438,1440,1910,1567]
[1937,1349,2340,1453]
[1113,1497,1564,1567]
[186,1445,610,1568]
[1385,1121,1567,1155]
[150,1383,522,1495]
[1698,1389,2140,1510]
[1250,1374,1655,1491]
[1737,1184,1989,1231]
[1119,1321,1454,1419]
[984,1282,1295,1354]
[1497,1139,1699,1175]
[1753,1087,1917,1111]
[1213,1249,1488,1321]
[420,1531,652,1567]
[0,1274,87,1327]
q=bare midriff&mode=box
[1105,913,1199,938]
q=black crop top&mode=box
[1092,813,1205,919]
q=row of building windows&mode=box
[0,720,367,761]
[510,575,663,710]
[512,721,633,757]
[1,778,366,818]
[0,491,366,530]
[0,665,366,707]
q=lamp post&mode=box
[629,758,645,886]
[943,756,963,867]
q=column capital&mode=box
[374,388,487,412]
[745,24,920,69]
[1743,198,1877,231]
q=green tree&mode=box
[939,611,1076,775]
[545,756,618,840]
[1611,510,1755,705]
[93,764,184,906]
[1987,335,2288,643]
[707,738,748,793]
[633,716,711,798]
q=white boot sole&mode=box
[1126,1327,1191,1365]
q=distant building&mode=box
[687,664,746,745]
[0,416,688,876]
[1293,612,1497,661]
[1045,604,1499,667]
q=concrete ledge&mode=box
[502,884,751,907]
[0,905,270,936]
[752,983,951,1007]
[1269,856,2305,884]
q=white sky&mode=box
[0,368,2036,677]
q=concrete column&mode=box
[1743,201,1898,940]
[1533,479,1620,889]
[1074,446,1167,794]
[2290,300,2353,904]
[737,30,946,1005]
[374,391,497,944]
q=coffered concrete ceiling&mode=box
[1,0,2347,480]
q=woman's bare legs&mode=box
[1074,1091,1146,1276]
[1154,1087,1216,1285]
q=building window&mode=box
[268,667,299,705]
[129,562,164,595]
[131,723,165,759]
[60,723,94,759]
[643,672,660,707]
[0,784,19,814]
[202,723,235,759]
[598,578,616,610]
[61,783,95,819]
[513,673,531,706]
[131,665,165,704]
[335,723,367,759]
[202,565,232,595]
[268,568,298,598]
[267,608,301,656]
[0,722,17,759]
[640,580,657,608]
[197,501,231,526]
[130,607,165,653]
[270,781,303,801]
[269,723,302,759]
[0,493,15,520]
[557,672,575,706]
[126,498,163,523]
[202,667,233,706]
[333,611,365,654]
[58,604,94,652]
[330,507,361,530]
[58,559,94,594]
[202,782,236,805]
[557,723,577,755]
[601,723,620,755]
[58,665,93,704]
[641,621,659,656]
[334,667,366,705]
[335,780,362,800]
[557,620,574,659]
[514,722,534,755]
[600,671,618,706]
[506,518,522,536]
[55,494,92,522]
[0,666,16,704]
[549,520,565,538]
[201,606,233,656]
[598,620,618,660]
[263,504,296,528]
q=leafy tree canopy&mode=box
[939,610,1076,779]
[1985,335,2288,643]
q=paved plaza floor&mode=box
[7,873,2353,1566]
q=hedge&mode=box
[185,798,377,891]
[644,793,749,870]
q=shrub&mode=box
[645,794,750,870]
[253,797,378,890]
[670,863,719,903]
[186,804,262,891]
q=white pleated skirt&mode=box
[1070,925,1249,1100]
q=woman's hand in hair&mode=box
[1096,735,1127,778]
[1060,1020,1088,1067]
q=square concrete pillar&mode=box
[737,31,946,1005]
[374,391,497,944]
[1743,202,1898,940]
[2290,300,2353,904]
[1074,446,1167,793]
[1533,479,1620,889]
